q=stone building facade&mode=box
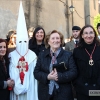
[0,0,99,39]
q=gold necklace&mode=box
[85,44,96,66]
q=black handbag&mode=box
[53,62,67,72]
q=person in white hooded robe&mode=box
[9,1,38,100]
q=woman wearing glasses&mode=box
[73,25,100,100]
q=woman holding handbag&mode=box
[34,30,77,100]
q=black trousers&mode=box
[77,93,100,100]
[49,95,54,100]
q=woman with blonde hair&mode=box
[6,30,16,53]
[28,27,35,39]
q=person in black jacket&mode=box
[29,26,46,56]
[73,25,100,100]
[34,30,77,100]
[0,38,14,100]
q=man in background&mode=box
[65,26,81,52]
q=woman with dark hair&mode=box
[0,38,14,100]
[29,26,46,56]
[73,25,100,100]
[34,30,77,100]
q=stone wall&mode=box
[0,0,19,38]
[89,0,99,25]
[0,0,99,39]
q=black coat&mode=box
[29,39,45,56]
[73,44,100,96]
[34,48,77,100]
[0,60,10,100]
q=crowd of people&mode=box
[1,2,100,100]
[1,24,100,100]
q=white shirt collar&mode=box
[98,35,100,39]
[73,39,79,44]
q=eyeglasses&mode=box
[83,31,94,35]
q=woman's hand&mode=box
[47,68,58,81]
[7,79,15,87]
[53,68,58,81]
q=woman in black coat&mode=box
[73,25,100,100]
[0,38,14,100]
[29,26,46,56]
[34,30,77,100]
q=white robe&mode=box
[9,49,38,100]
